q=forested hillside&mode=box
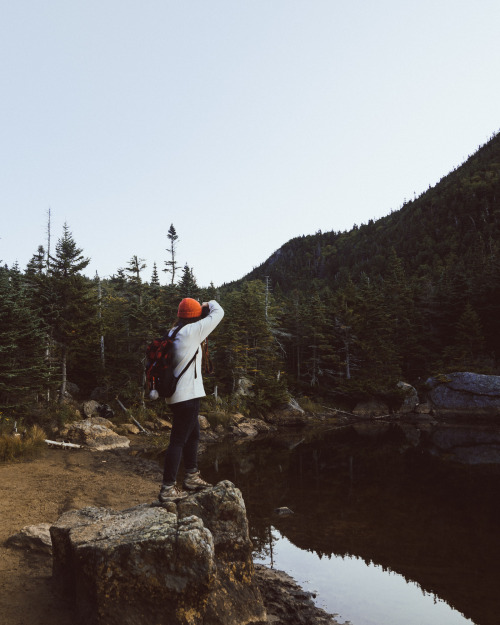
[1,131,499,419]
[228,130,500,397]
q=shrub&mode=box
[0,424,47,462]
[297,396,324,413]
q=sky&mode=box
[1,0,499,287]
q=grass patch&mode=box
[297,396,325,413]
[202,410,233,430]
[0,425,47,462]
[200,395,243,429]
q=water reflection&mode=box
[255,529,474,625]
[198,423,500,625]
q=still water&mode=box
[254,532,473,625]
[198,422,500,625]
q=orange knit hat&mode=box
[178,298,202,319]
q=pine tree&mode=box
[26,245,46,276]
[47,224,98,400]
[164,224,180,286]
[215,281,287,409]
[150,262,161,296]
[331,278,362,383]
[151,262,160,285]
[178,264,199,299]
[201,281,218,302]
[443,302,486,371]
[0,267,51,412]
[125,255,146,305]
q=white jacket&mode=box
[166,300,224,404]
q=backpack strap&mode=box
[177,347,199,379]
[166,325,183,340]
[168,326,199,381]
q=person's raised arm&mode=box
[196,300,224,342]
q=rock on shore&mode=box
[426,372,500,419]
[50,481,266,625]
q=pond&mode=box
[197,422,500,625]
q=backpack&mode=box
[145,326,198,399]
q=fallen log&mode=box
[115,396,151,435]
[45,439,82,449]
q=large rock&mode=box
[396,381,419,413]
[6,523,53,554]
[254,565,338,625]
[65,418,130,451]
[177,482,265,625]
[50,481,266,625]
[82,400,101,418]
[198,415,211,430]
[231,418,272,438]
[426,372,500,419]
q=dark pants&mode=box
[162,398,201,485]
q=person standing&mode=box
[159,298,224,503]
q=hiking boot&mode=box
[158,484,188,503]
[183,471,212,491]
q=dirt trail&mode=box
[0,442,162,625]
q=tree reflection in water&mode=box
[199,423,500,625]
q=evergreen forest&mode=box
[1,131,500,420]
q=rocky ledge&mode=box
[48,480,337,625]
[255,565,340,625]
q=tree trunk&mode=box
[59,344,67,403]
[344,339,351,380]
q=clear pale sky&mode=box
[1,1,499,287]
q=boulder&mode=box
[82,400,101,418]
[199,430,219,443]
[198,415,211,430]
[6,523,53,554]
[117,423,141,435]
[352,399,389,417]
[254,565,338,625]
[229,413,246,425]
[396,382,419,413]
[66,418,130,451]
[177,482,265,624]
[232,418,272,438]
[426,372,500,419]
[232,422,259,438]
[90,416,116,429]
[50,481,266,625]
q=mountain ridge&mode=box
[224,129,500,294]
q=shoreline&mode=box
[0,443,340,625]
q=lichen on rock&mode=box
[50,481,266,625]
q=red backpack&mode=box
[145,326,198,399]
